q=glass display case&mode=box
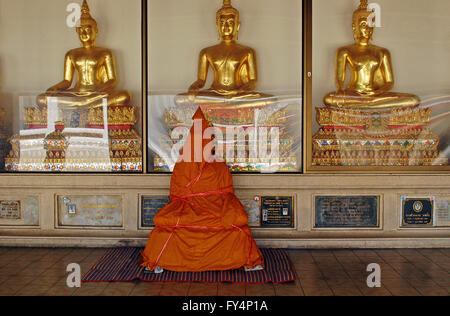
[0,0,143,172]
[0,0,449,251]
[147,0,303,173]
[306,0,450,172]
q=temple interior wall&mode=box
[0,0,448,248]
[0,174,448,248]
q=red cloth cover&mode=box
[141,108,264,272]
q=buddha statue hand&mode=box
[188,80,205,94]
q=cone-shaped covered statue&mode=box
[141,108,264,272]
[37,0,131,109]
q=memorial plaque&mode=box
[0,196,39,226]
[402,197,434,227]
[261,196,294,228]
[241,198,261,227]
[0,201,21,220]
[141,196,170,228]
[58,195,123,227]
[436,199,450,227]
[315,196,379,228]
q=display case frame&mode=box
[146,0,305,175]
[303,0,450,174]
[0,0,148,175]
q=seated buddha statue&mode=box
[323,0,420,110]
[175,0,272,107]
[37,0,130,110]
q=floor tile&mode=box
[387,287,421,296]
[331,287,363,296]
[188,283,218,296]
[415,286,449,296]
[273,282,304,296]
[159,282,191,296]
[217,283,246,296]
[245,284,275,296]
[303,287,334,296]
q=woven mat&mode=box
[82,248,296,284]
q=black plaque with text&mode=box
[315,196,379,228]
[141,196,170,228]
[402,197,434,227]
[261,196,294,228]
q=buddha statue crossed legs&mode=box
[37,0,131,110]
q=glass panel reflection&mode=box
[0,0,142,172]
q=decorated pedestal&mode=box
[5,105,142,172]
[312,105,447,166]
[154,99,300,172]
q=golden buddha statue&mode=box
[6,0,142,172]
[175,0,272,106]
[158,0,300,172]
[312,0,444,167]
[323,0,420,110]
[36,0,131,110]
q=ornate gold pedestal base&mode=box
[5,105,142,172]
[312,105,446,167]
[160,101,299,172]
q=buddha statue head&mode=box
[77,0,98,47]
[352,0,375,45]
[216,0,240,41]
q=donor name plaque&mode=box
[0,201,21,220]
[58,195,123,228]
[141,196,170,228]
[315,196,380,228]
[261,196,294,228]
[402,197,434,227]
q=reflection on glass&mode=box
[0,108,7,171]
[149,0,301,173]
[312,0,448,167]
[4,0,142,172]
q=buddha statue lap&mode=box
[312,0,444,167]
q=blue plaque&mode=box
[315,196,379,228]
[141,196,170,228]
[402,197,434,227]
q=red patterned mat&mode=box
[82,248,295,284]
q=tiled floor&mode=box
[0,247,448,296]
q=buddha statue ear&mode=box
[236,21,240,40]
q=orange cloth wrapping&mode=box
[141,108,264,272]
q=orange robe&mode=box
[141,108,264,272]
